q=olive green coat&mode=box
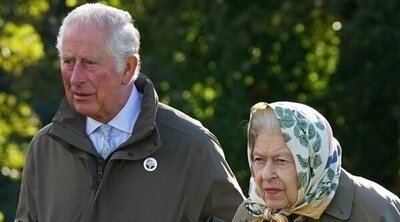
[233,169,400,222]
[15,76,244,222]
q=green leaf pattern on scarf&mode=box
[297,171,309,188]
[308,124,316,140]
[246,102,342,220]
[312,134,321,152]
[275,105,339,205]
[275,106,285,118]
[296,154,309,168]
[312,154,322,168]
[283,132,292,143]
[281,114,296,128]
[327,168,335,180]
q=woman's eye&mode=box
[275,158,288,164]
[253,157,265,163]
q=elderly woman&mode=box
[233,102,400,222]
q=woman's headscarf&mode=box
[244,102,342,221]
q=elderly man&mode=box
[15,3,244,222]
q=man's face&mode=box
[60,25,127,122]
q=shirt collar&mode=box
[86,85,142,135]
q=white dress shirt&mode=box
[86,85,143,156]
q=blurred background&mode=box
[0,0,399,221]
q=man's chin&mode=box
[73,105,95,117]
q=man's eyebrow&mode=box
[60,55,72,59]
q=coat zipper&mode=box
[95,163,104,191]
[87,160,107,222]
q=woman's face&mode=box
[252,132,298,209]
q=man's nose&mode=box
[70,63,86,85]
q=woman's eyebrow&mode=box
[252,149,292,156]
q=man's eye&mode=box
[62,59,75,67]
[83,59,96,65]
[63,60,73,65]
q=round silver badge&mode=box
[143,157,157,172]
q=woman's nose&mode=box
[262,161,277,180]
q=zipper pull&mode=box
[98,164,103,176]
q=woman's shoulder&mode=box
[349,170,400,205]
[333,168,400,221]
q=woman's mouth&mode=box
[264,188,283,195]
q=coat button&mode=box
[153,140,158,145]
[127,152,134,157]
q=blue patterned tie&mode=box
[99,124,114,159]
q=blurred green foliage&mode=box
[0,23,44,74]
[0,0,399,221]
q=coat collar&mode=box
[323,168,354,220]
[49,75,161,160]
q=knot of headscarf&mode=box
[243,194,265,217]
[264,209,289,222]
[245,101,342,220]
[244,198,288,222]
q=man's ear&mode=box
[121,56,138,85]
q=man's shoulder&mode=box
[31,123,53,142]
[155,102,218,144]
[156,103,203,130]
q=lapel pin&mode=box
[143,157,157,172]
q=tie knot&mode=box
[98,124,114,159]
[99,124,112,136]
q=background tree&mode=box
[0,0,399,221]
[0,1,45,220]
